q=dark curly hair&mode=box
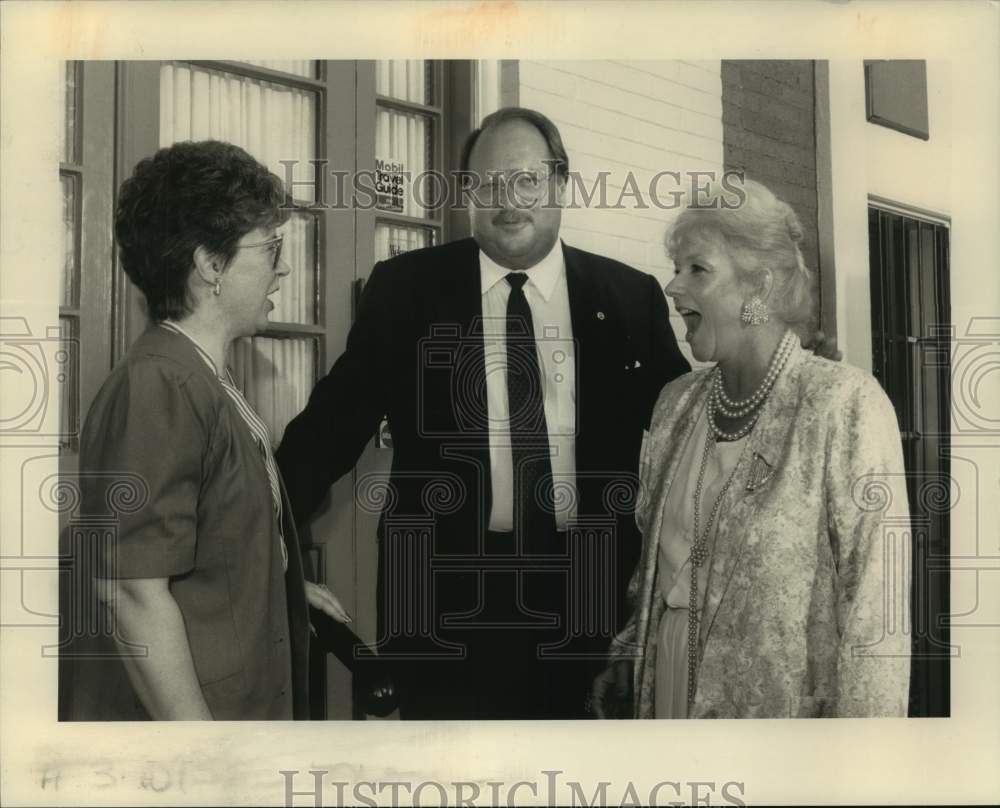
[114,140,290,323]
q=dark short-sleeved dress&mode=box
[62,326,310,720]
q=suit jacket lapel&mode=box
[430,240,492,524]
[698,343,806,648]
[439,239,487,435]
[563,241,597,342]
[563,242,613,469]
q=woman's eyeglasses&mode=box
[238,234,284,271]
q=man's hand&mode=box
[591,659,633,719]
[305,581,352,624]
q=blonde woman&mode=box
[593,179,911,718]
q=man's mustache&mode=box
[493,212,531,225]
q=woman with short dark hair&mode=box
[67,140,349,720]
[593,179,911,718]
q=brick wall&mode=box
[721,60,820,327]
[518,60,725,365]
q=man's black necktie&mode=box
[505,272,557,550]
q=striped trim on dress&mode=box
[160,321,289,571]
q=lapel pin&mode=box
[596,311,605,320]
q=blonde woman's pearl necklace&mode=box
[708,330,795,439]
[707,396,759,441]
[713,330,795,415]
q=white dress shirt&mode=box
[480,241,577,531]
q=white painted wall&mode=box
[517,60,724,366]
[828,59,956,372]
[828,57,1000,586]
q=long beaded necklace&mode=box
[686,429,748,709]
[685,330,795,710]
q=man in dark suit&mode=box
[277,107,689,719]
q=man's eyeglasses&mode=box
[238,234,284,271]
[470,166,556,206]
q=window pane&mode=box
[159,61,320,324]
[231,337,316,446]
[375,107,433,218]
[269,213,317,325]
[159,61,318,203]
[242,60,318,79]
[58,317,79,449]
[229,336,316,444]
[375,60,431,105]
[62,61,79,164]
[60,174,79,307]
[375,223,435,262]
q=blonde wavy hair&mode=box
[666,177,819,336]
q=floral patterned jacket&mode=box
[609,343,912,718]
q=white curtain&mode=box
[159,62,318,438]
[60,174,76,307]
[159,62,316,202]
[230,337,315,446]
[160,63,317,324]
[476,60,501,124]
[375,223,432,262]
[269,214,314,324]
[375,60,428,104]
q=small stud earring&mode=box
[740,296,769,326]
[213,279,222,297]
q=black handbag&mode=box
[308,608,398,717]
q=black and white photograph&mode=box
[1,1,998,806]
